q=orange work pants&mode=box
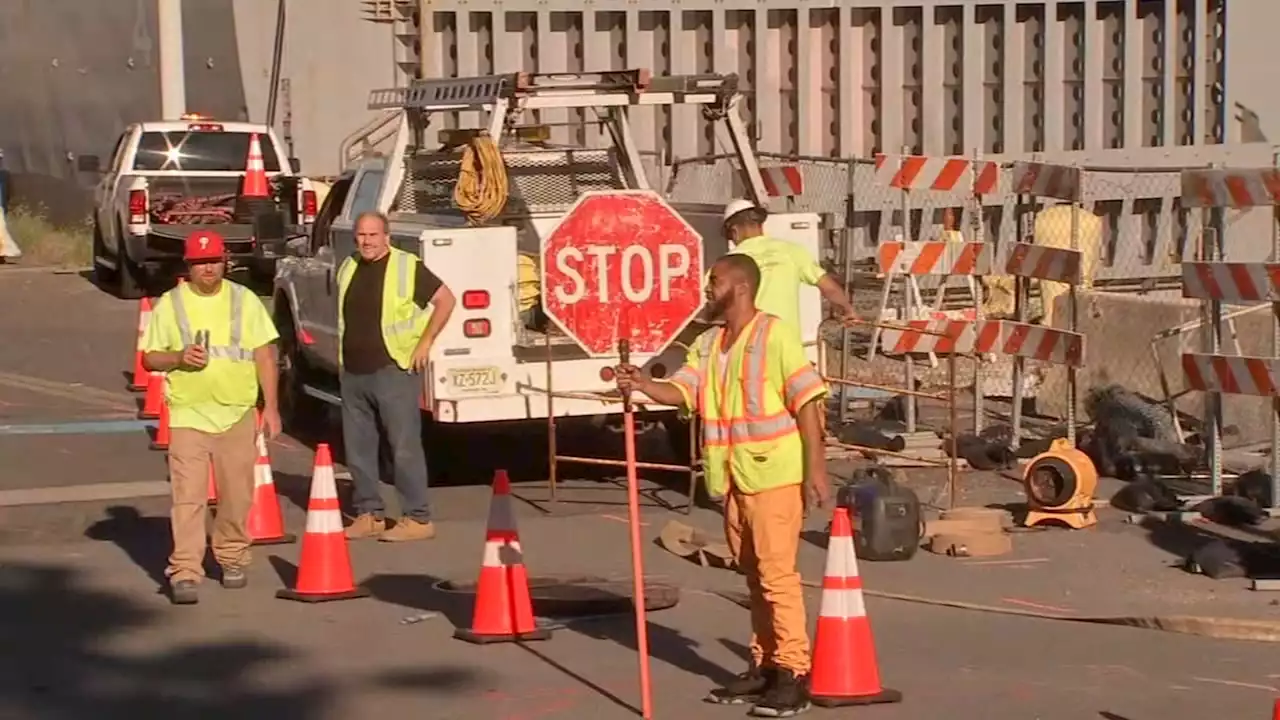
[723,482,811,675]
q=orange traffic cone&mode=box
[150,387,170,451]
[454,470,550,644]
[247,430,295,545]
[138,371,164,419]
[1273,698,1279,720]
[207,463,218,506]
[809,506,903,708]
[241,134,269,198]
[277,443,368,603]
[127,297,153,391]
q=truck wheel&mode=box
[115,239,146,300]
[91,221,116,285]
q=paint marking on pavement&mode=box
[1000,597,1074,614]
[1191,677,1278,693]
[0,419,154,436]
[0,370,137,412]
[0,480,170,508]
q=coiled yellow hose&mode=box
[451,132,509,225]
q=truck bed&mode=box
[144,176,244,226]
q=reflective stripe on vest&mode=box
[168,283,252,361]
[384,252,428,336]
[703,315,799,447]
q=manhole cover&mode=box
[435,575,680,616]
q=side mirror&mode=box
[78,155,102,173]
[289,157,301,173]
[284,236,309,257]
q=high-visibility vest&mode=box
[669,312,825,497]
[336,246,432,370]
[157,280,260,410]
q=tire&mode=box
[275,304,324,437]
[91,221,117,285]
[115,233,146,300]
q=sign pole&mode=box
[618,336,654,719]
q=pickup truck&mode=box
[272,71,823,442]
[89,115,317,298]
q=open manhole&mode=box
[434,575,680,617]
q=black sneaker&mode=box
[749,669,812,717]
[705,665,776,705]
[170,580,199,605]
[221,567,247,590]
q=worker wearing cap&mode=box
[142,229,281,605]
[615,253,830,716]
[721,198,857,343]
[339,211,456,543]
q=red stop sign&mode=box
[541,190,706,357]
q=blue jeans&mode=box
[340,365,431,522]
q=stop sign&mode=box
[541,190,705,357]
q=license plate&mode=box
[446,366,504,395]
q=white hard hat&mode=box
[722,198,758,223]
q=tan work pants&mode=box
[166,410,257,583]
[723,482,811,675]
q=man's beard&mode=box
[704,294,730,321]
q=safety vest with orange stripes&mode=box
[665,312,828,496]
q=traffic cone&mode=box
[454,469,551,644]
[138,371,164,419]
[276,443,368,603]
[149,388,170,451]
[207,463,218,506]
[1272,698,1279,720]
[809,506,903,708]
[247,430,295,546]
[241,134,269,198]
[127,297,153,391]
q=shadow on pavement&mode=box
[84,505,219,591]
[0,561,333,720]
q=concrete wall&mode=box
[232,0,395,178]
[1040,291,1275,446]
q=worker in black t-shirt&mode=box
[336,211,456,542]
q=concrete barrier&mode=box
[1040,290,1275,445]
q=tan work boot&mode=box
[379,517,436,542]
[345,514,386,540]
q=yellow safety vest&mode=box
[336,246,432,370]
[668,313,827,496]
[160,280,260,411]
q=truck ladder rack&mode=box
[367,70,738,112]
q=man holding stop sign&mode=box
[615,253,830,717]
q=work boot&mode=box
[705,664,776,705]
[220,567,247,590]
[749,669,812,717]
[378,517,436,542]
[345,513,386,540]
[169,579,199,605]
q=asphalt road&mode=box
[1,269,1278,720]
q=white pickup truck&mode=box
[272,71,822,440]
[88,114,317,298]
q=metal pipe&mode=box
[546,330,557,503]
[948,351,959,509]
[266,0,287,127]
[556,455,690,473]
[821,377,947,402]
[157,0,186,119]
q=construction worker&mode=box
[721,198,857,342]
[614,253,830,717]
[339,211,456,542]
[142,229,281,605]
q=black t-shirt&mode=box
[341,253,444,375]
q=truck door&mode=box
[298,174,353,372]
[97,128,134,253]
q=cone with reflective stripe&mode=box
[241,133,269,198]
[277,443,368,602]
[454,469,551,644]
[1272,698,1279,720]
[138,371,164,419]
[149,387,170,451]
[809,506,902,707]
[207,463,218,506]
[247,429,295,546]
[128,297,153,391]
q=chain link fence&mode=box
[663,148,1280,441]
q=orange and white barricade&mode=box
[1179,166,1280,509]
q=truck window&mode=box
[346,170,385,219]
[132,130,282,172]
[311,176,354,254]
[107,132,129,175]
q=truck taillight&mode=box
[301,190,317,223]
[128,190,148,224]
[461,290,490,310]
[463,319,491,338]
